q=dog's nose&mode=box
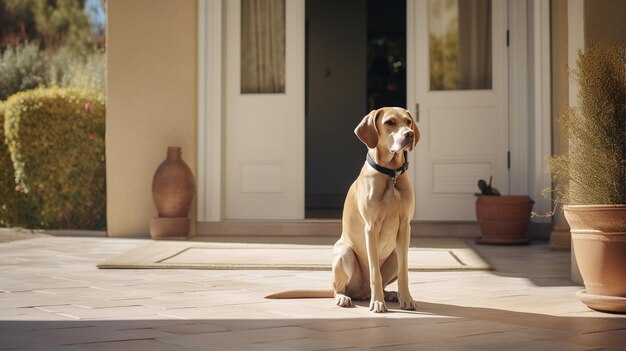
[403,130,414,139]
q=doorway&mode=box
[219,0,507,222]
[305,0,407,219]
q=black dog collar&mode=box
[366,151,409,185]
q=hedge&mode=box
[0,101,16,226]
[3,87,106,229]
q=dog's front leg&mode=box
[397,220,418,310]
[365,223,387,313]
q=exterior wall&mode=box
[549,0,570,247]
[104,0,623,238]
[106,0,197,237]
[584,0,626,46]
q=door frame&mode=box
[196,0,551,223]
[197,0,223,222]
[505,0,552,221]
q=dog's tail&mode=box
[265,289,334,299]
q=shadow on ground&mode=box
[1,300,625,350]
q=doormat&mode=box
[98,238,492,271]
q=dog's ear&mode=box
[355,109,381,149]
[406,109,420,150]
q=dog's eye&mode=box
[384,120,396,126]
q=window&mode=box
[428,0,492,91]
[241,0,286,94]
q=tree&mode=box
[0,0,100,54]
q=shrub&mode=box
[48,48,106,94]
[0,101,37,228]
[0,43,106,101]
[3,87,106,229]
[0,42,48,100]
[0,101,16,226]
[549,45,626,205]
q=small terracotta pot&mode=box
[475,196,534,245]
[565,204,626,313]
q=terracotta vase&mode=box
[475,196,534,245]
[150,147,194,239]
[564,204,626,313]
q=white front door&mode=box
[224,0,305,220]
[409,0,509,221]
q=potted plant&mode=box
[475,177,534,245]
[549,45,626,314]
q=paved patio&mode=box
[0,230,625,350]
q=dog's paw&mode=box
[369,299,388,313]
[399,296,418,311]
[384,290,398,302]
[335,294,353,308]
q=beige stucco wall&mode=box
[106,0,197,237]
[584,0,626,46]
[550,0,569,238]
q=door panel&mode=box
[410,0,508,221]
[224,0,305,219]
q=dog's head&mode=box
[355,107,420,152]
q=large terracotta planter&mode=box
[150,147,194,239]
[565,204,626,313]
[475,196,534,245]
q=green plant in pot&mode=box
[549,45,626,314]
[475,176,534,245]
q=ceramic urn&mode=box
[150,146,194,239]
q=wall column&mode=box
[106,0,198,237]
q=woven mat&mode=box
[98,237,492,271]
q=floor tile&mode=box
[0,232,625,351]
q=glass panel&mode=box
[241,0,286,94]
[428,0,492,91]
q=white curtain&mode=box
[458,0,492,89]
[241,0,286,94]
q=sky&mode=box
[85,0,106,33]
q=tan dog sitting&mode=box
[267,107,420,313]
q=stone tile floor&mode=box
[0,230,625,350]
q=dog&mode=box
[267,107,420,313]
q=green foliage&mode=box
[0,42,48,100]
[0,0,106,229]
[0,0,102,53]
[0,101,36,227]
[3,87,106,229]
[0,101,16,226]
[550,45,626,205]
[48,48,106,93]
[0,42,106,100]
[39,0,94,54]
[477,177,501,196]
[0,0,40,48]
[0,0,106,98]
